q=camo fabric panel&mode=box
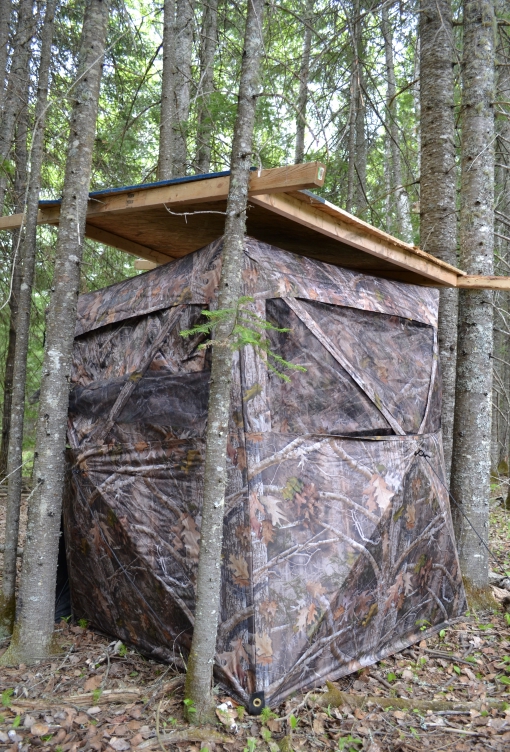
[64,236,464,709]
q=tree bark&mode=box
[0,0,13,114]
[0,0,34,214]
[158,0,176,180]
[346,0,362,214]
[491,1,510,476]
[450,0,495,589]
[0,0,56,639]
[158,0,194,179]
[354,22,367,216]
[172,0,194,177]
[196,0,219,173]
[0,0,110,664]
[184,0,266,722]
[419,0,458,484]
[294,0,314,164]
[0,77,29,479]
[382,4,412,242]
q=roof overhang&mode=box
[0,162,507,289]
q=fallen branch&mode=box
[10,688,141,709]
[422,648,481,667]
[425,726,481,737]
[317,682,509,713]
[137,728,233,749]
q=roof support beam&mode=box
[84,224,173,265]
[0,162,326,231]
[457,275,510,290]
[250,192,460,287]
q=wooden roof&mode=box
[0,162,507,289]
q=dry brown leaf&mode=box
[306,581,326,599]
[364,474,394,513]
[260,600,278,621]
[255,633,273,664]
[261,519,275,544]
[30,723,49,737]
[307,603,318,625]
[228,554,249,586]
[83,674,102,692]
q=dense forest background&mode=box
[0,0,508,480]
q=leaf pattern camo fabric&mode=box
[64,236,465,709]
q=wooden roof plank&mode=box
[457,275,510,290]
[288,190,466,277]
[84,224,174,265]
[249,192,460,288]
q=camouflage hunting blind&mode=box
[64,236,466,710]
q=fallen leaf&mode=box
[109,737,131,751]
[83,674,102,692]
[312,716,325,734]
[30,723,49,737]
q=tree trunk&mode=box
[172,0,194,177]
[346,0,361,214]
[0,0,34,214]
[294,0,314,164]
[184,0,265,722]
[419,0,458,484]
[0,0,56,640]
[158,0,176,180]
[195,0,219,173]
[382,4,412,242]
[491,0,510,477]
[0,0,110,665]
[0,0,13,114]
[346,61,358,214]
[158,0,194,179]
[354,25,367,216]
[0,78,29,479]
[450,0,495,590]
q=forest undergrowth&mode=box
[1,491,510,752]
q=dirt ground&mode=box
[1,492,510,752]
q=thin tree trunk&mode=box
[0,0,56,639]
[0,0,13,114]
[384,132,391,232]
[413,35,421,175]
[0,81,29,479]
[158,0,176,180]
[196,0,219,173]
[346,63,357,213]
[354,45,367,214]
[346,0,360,214]
[492,0,510,476]
[0,0,110,665]
[294,0,313,164]
[172,0,194,176]
[450,0,495,590]
[419,0,458,484]
[382,4,412,242]
[184,0,265,722]
[0,0,34,214]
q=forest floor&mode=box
[1,494,510,752]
